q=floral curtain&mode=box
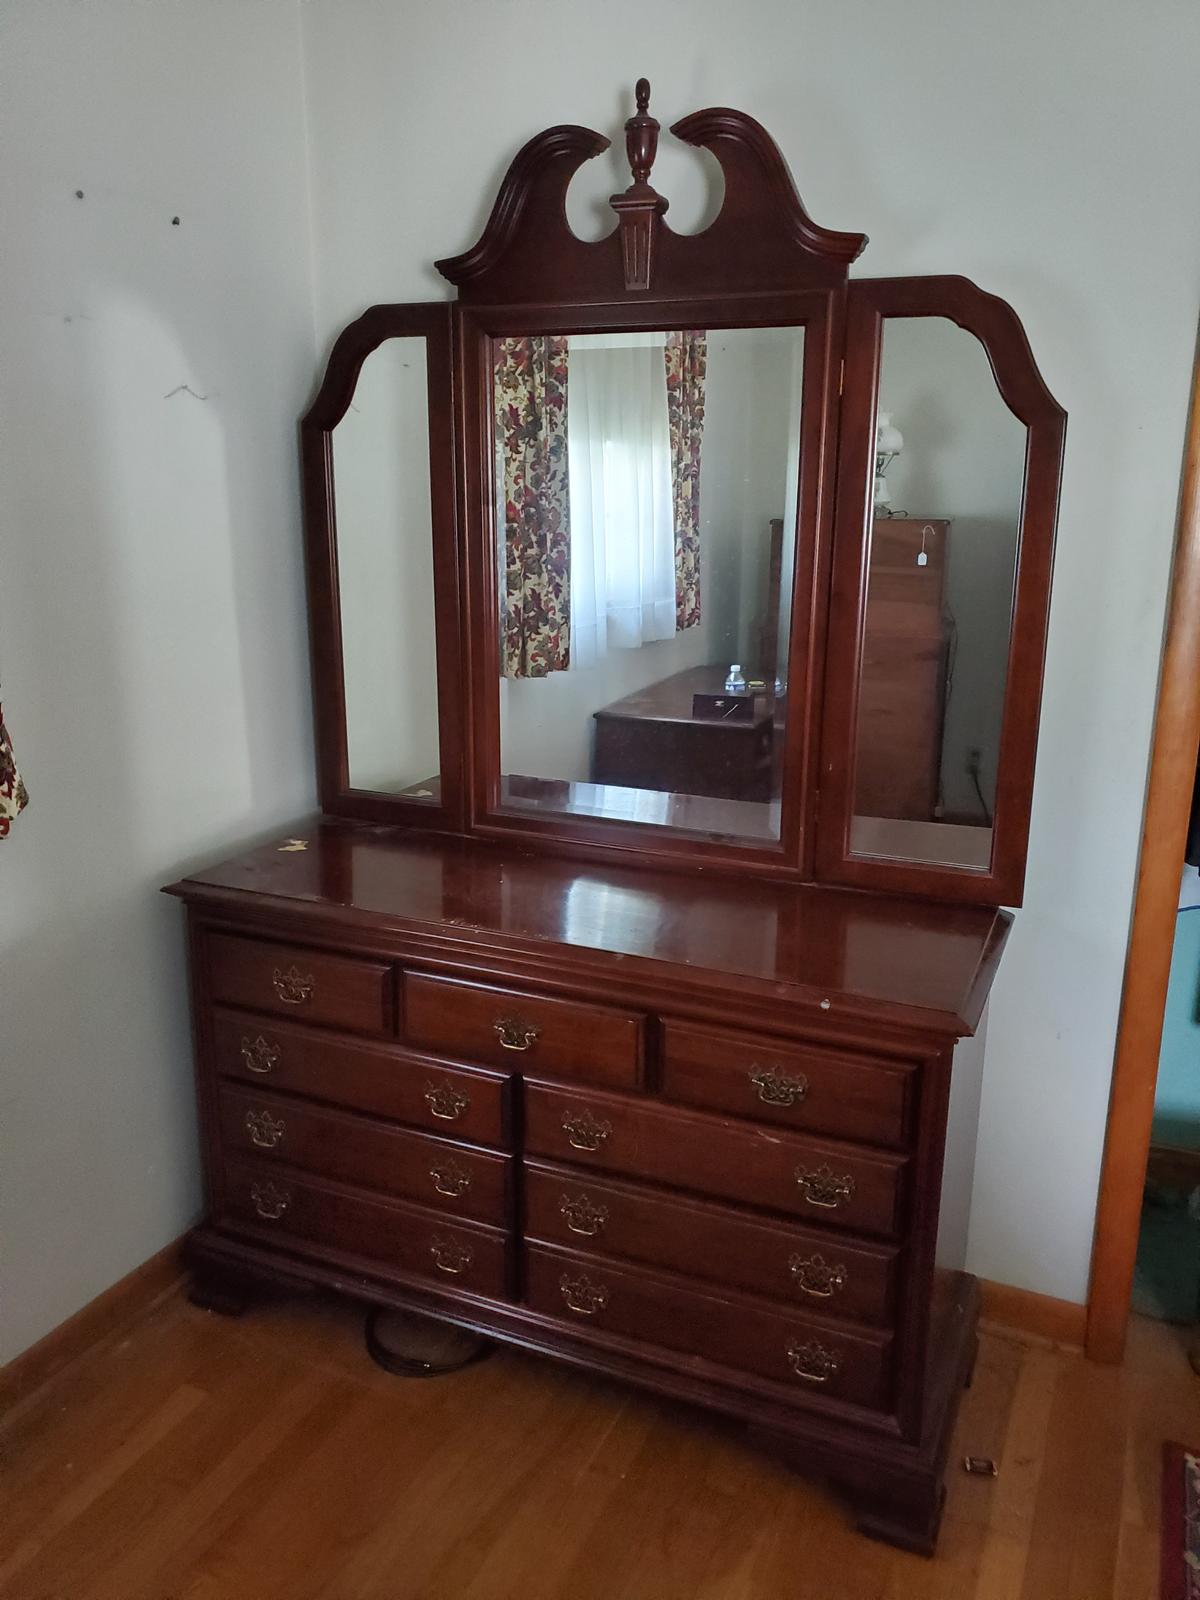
[664,329,707,630]
[494,336,571,677]
[0,700,28,839]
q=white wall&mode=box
[299,0,1200,1304]
[0,2,317,1361]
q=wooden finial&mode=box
[611,75,668,290]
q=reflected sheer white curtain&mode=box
[567,332,677,669]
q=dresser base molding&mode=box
[185,1227,978,1555]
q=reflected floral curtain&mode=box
[494,336,571,678]
[0,699,28,839]
[664,329,707,630]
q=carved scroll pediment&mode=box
[435,80,867,302]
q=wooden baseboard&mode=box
[979,1278,1087,1348]
[0,1237,186,1413]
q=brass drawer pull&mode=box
[788,1251,847,1299]
[244,1108,286,1150]
[425,1081,469,1121]
[250,1180,290,1221]
[430,1161,472,1198]
[560,1194,609,1237]
[562,1110,612,1152]
[794,1164,856,1210]
[272,965,314,1005]
[787,1338,841,1385]
[749,1067,809,1107]
[559,1272,609,1316]
[493,1016,541,1051]
[430,1236,473,1275]
[240,1035,279,1075]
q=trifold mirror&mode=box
[301,82,1064,906]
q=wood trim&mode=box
[0,1237,186,1413]
[979,1279,1086,1349]
[1087,319,1200,1364]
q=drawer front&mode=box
[525,1244,892,1413]
[217,1087,511,1226]
[212,1011,510,1147]
[524,1162,898,1327]
[404,973,642,1090]
[661,1020,913,1150]
[207,933,393,1035]
[524,1083,907,1239]
[222,1161,511,1300]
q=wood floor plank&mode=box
[0,1286,1187,1599]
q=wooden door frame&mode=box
[1087,321,1200,1362]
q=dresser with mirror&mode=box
[167,80,1064,1552]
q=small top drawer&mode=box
[206,933,393,1035]
[661,1021,913,1149]
[404,973,643,1090]
[525,1082,908,1239]
[211,1012,510,1147]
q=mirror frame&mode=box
[300,302,466,828]
[816,275,1066,906]
[457,291,837,876]
[298,86,1066,907]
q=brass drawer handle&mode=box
[430,1161,472,1198]
[562,1110,612,1152]
[425,1081,469,1121]
[559,1272,609,1316]
[244,1108,286,1150]
[250,1180,290,1221]
[749,1067,808,1107]
[240,1035,279,1075]
[789,1251,847,1299]
[430,1236,473,1275]
[794,1164,856,1210]
[560,1194,609,1237]
[493,1016,541,1051]
[272,965,314,1005]
[787,1338,841,1385]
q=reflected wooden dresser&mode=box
[169,821,1009,1552]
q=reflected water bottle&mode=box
[724,663,746,693]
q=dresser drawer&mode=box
[661,1020,913,1150]
[404,973,643,1090]
[525,1243,893,1413]
[207,933,393,1035]
[217,1086,510,1226]
[211,1011,510,1146]
[222,1161,511,1300]
[524,1083,907,1238]
[524,1161,898,1327]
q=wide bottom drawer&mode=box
[221,1160,512,1301]
[524,1243,893,1413]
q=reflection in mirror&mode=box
[333,336,440,798]
[850,317,1026,870]
[494,325,805,842]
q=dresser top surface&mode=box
[167,819,1010,1036]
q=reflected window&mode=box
[494,324,805,842]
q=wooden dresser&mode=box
[167,81,1064,1556]
[169,822,1007,1553]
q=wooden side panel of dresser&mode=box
[182,908,956,1445]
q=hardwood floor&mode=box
[1,1288,1195,1598]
